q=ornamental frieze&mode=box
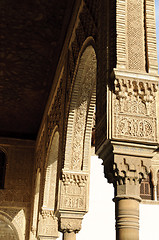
[112,72,158,143]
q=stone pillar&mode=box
[114,153,150,240]
[115,197,140,240]
[63,232,76,240]
[96,0,159,238]
[97,141,153,240]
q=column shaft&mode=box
[115,198,140,240]
[63,232,76,240]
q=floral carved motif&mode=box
[112,76,158,142]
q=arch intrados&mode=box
[45,126,59,169]
[65,38,97,170]
[70,37,97,96]
[42,127,59,209]
[69,42,97,111]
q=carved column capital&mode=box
[113,155,150,197]
[99,141,153,198]
[151,151,159,186]
[113,156,150,185]
[59,217,82,233]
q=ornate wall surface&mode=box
[0,138,35,240]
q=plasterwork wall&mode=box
[0,208,26,240]
[0,138,35,240]
[127,0,145,71]
[145,0,158,74]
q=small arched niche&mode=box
[42,130,59,210]
[65,42,97,172]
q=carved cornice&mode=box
[114,78,157,103]
[62,170,88,187]
[40,207,57,220]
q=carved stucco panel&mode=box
[112,75,158,143]
[127,0,145,71]
[38,210,59,238]
[60,171,88,212]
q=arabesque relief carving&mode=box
[127,0,145,71]
[71,59,96,171]
[113,76,158,142]
[38,208,59,238]
[60,171,88,211]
